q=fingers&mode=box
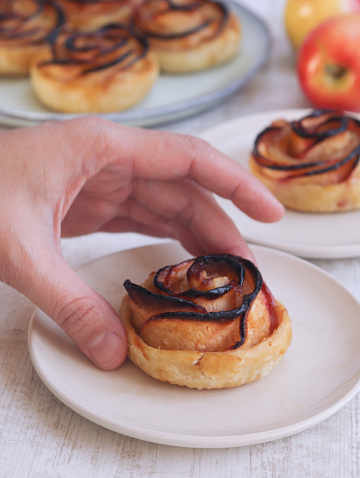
[10,117,283,227]
[54,277,128,370]
[94,123,285,223]
[129,178,256,260]
[1,228,128,370]
[26,117,282,229]
[67,174,256,260]
[37,259,128,370]
[182,136,286,223]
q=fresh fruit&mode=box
[297,14,360,112]
[284,0,360,50]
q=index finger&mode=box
[97,122,285,223]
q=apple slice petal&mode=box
[123,254,266,350]
[251,110,360,184]
[123,279,206,332]
[154,254,245,297]
[140,316,241,352]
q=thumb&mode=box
[24,249,128,370]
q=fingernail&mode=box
[88,332,125,370]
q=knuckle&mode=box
[71,115,107,131]
[177,196,198,225]
[181,135,211,160]
[55,297,96,337]
[178,134,217,179]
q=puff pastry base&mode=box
[249,156,360,213]
[0,0,63,76]
[152,13,241,73]
[119,295,292,389]
[30,50,159,113]
[0,44,50,76]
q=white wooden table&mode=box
[2,1,360,476]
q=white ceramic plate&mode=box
[0,2,270,128]
[28,242,360,448]
[199,108,360,259]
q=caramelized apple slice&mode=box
[123,279,206,333]
[252,109,360,184]
[140,317,241,352]
[120,253,292,389]
[123,254,269,351]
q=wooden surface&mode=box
[1,1,360,477]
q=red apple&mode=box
[297,14,360,112]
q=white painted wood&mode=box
[1,1,360,476]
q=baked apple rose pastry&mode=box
[120,254,292,389]
[0,0,65,75]
[133,0,241,73]
[249,110,360,212]
[55,0,139,31]
[30,23,159,113]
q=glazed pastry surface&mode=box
[249,110,360,212]
[30,23,159,113]
[133,0,241,72]
[120,254,292,389]
[55,0,138,31]
[0,0,65,75]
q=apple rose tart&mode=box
[30,23,159,113]
[249,110,360,212]
[133,0,241,73]
[0,0,65,76]
[120,254,292,389]
[55,0,138,31]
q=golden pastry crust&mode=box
[133,0,241,73]
[0,0,65,76]
[30,24,159,113]
[249,110,360,213]
[55,0,139,31]
[120,254,292,389]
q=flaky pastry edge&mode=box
[119,295,292,389]
[146,13,241,73]
[249,154,360,213]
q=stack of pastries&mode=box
[0,0,242,113]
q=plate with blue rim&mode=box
[0,2,270,128]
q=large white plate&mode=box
[0,2,270,128]
[199,108,360,259]
[28,242,360,448]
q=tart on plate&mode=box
[120,254,292,389]
[0,0,65,76]
[30,23,159,113]
[249,110,360,213]
[133,0,241,73]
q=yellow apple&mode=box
[284,0,360,50]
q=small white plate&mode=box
[0,2,270,128]
[28,242,360,448]
[199,108,360,259]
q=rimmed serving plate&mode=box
[0,2,270,128]
[199,108,360,259]
[28,242,360,448]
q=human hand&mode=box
[0,117,284,370]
